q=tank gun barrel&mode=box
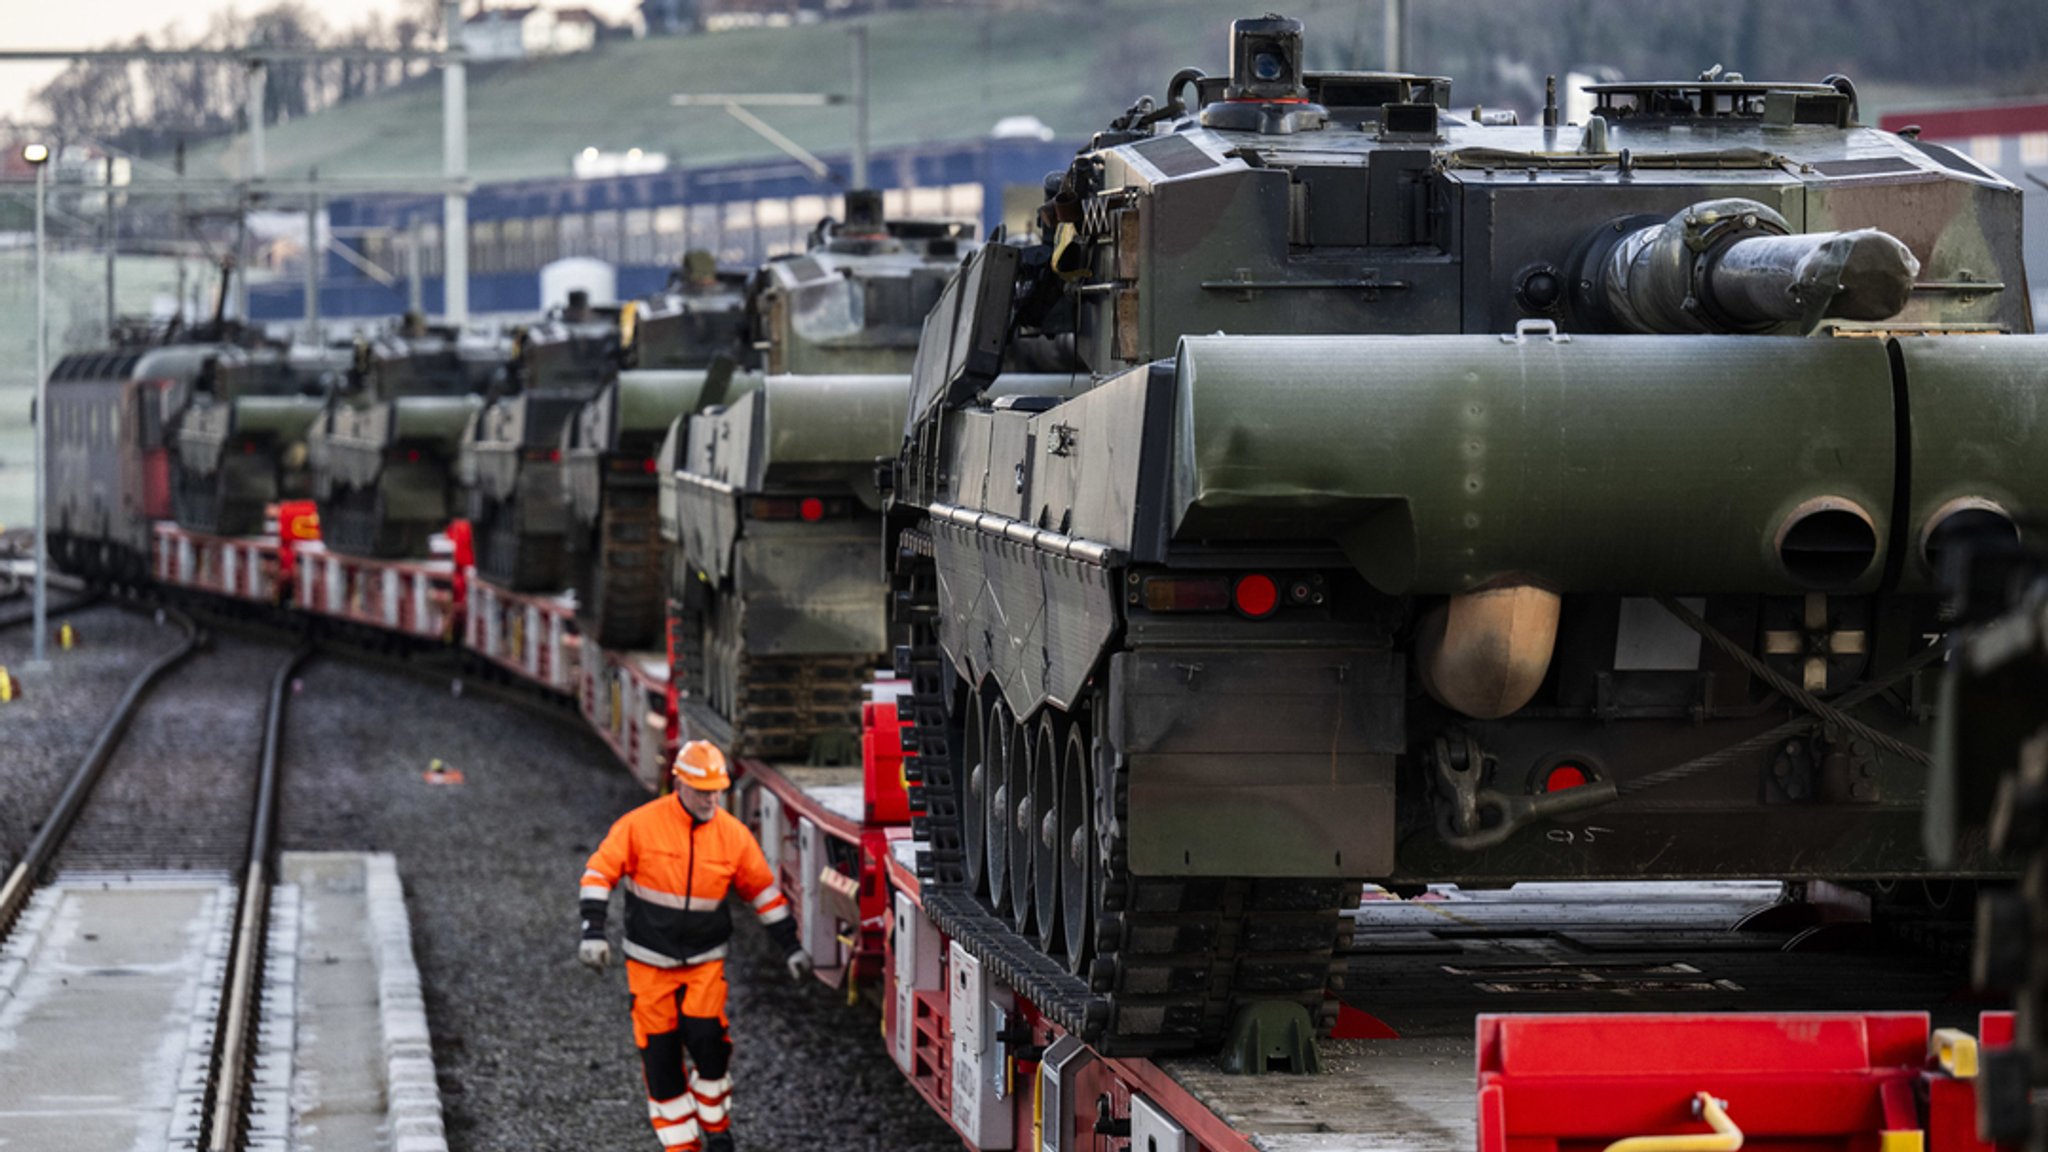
[1584,197,1920,334]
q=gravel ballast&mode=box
[280,654,961,1152]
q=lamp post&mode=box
[23,142,51,671]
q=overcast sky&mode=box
[1,0,644,121]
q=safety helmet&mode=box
[672,740,732,792]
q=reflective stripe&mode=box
[689,1073,732,1099]
[581,870,609,886]
[624,940,729,968]
[750,886,784,911]
[624,876,725,912]
[758,903,791,925]
[695,1097,730,1126]
[655,1118,702,1147]
[579,884,610,901]
[648,1094,697,1122]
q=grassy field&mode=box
[0,252,184,530]
[180,2,1995,185]
[187,0,1398,182]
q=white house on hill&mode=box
[461,5,602,61]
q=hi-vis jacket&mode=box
[581,795,798,968]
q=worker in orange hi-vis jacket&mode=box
[579,740,813,1152]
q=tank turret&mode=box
[887,14,2046,1055]
[308,324,510,558]
[659,200,979,759]
[560,253,754,648]
[461,297,623,589]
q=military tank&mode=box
[659,192,977,760]
[886,14,2046,1054]
[309,317,510,558]
[172,342,348,537]
[1930,528,2047,1149]
[462,290,620,590]
[561,253,753,648]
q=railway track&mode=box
[0,610,311,1152]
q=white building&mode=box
[461,6,602,61]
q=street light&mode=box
[22,142,50,671]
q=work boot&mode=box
[703,1132,735,1152]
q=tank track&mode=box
[317,486,433,559]
[474,497,567,592]
[575,485,666,649]
[896,526,1349,1054]
[171,462,266,538]
[672,594,870,763]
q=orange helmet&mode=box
[672,740,731,791]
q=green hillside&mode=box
[181,1,2012,184]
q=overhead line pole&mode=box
[442,0,468,327]
[850,25,869,190]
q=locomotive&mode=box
[660,191,976,760]
[887,15,2045,1052]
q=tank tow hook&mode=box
[1432,730,1618,851]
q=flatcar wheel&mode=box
[1006,711,1035,932]
[985,701,1012,916]
[1059,723,1096,973]
[1032,711,1065,957]
[960,687,989,897]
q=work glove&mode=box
[579,938,611,971]
[786,949,814,984]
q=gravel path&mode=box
[281,654,961,1152]
[0,603,190,871]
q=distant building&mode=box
[461,5,603,61]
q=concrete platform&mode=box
[0,854,445,1152]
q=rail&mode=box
[204,645,314,1152]
[0,607,201,939]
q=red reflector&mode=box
[1233,574,1279,618]
[643,457,658,474]
[1545,764,1590,792]
[800,497,825,522]
[1139,576,1230,612]
[549,448,562,463]
[406,449,421,463]
[241,441,257,455]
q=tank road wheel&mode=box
[1006,712,1036,933]
[1059,721,1097,973]
[984,700,1013,916]
[961,687,989,898]
[1032,711,1066,957]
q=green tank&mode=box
[887,15,2046,1054]
[561,254,753,649]
[172,343,346,537]
[309,319,510,558]
[462,291,621,590]
[660,193,976,760]
[1930,532,2048,1149]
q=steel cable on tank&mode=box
[1618,597,1952,800]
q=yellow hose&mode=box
[1603,1093,1743,1152]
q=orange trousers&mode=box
[627,959,733,1150]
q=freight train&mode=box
[35,14,2040,1149]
